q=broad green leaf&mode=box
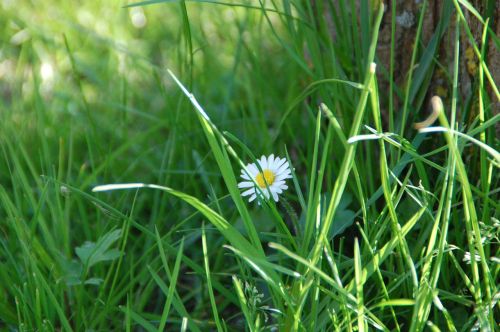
[75,229,123,268]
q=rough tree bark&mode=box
[377,0,498,113]
[314,0,499,127]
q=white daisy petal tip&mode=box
[238,154,292,204]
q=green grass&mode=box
[0,0,498,331]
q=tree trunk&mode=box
[314,0,499,128]
[377,0,499,122]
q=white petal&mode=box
[276,169,291,177]
[271,190,279,202]
[240,165,251,178]
[238,181,254,188]
[273,158,286,171]
[273,183,288,194]
[277,184,288,192]
[240,168,251,179]
[277,160,290,170]
[241,188,254,196]
[276,173,292,182]
[273,180,286,187]
[248,193,257,202]
[268,154,275,167]
[248,163,259,176]
[277,162,290,174]
[259,155,267,170]
[270,157,280,167]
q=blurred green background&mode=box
[1,1,312,329]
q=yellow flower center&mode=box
[256,169,275,188]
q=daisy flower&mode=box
[238,154,292,203]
